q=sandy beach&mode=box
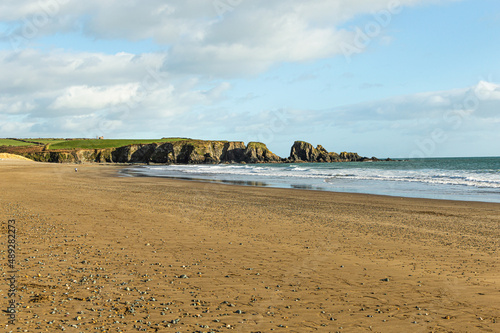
[1,160,499,332]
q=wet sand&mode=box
[0,160,499,332]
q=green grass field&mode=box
[48,138,188,150]
[0,139,36,147]
[31,139,69,145]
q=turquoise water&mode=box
[123,157,500,203]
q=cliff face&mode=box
[21,140,282,164]
[289,141,368,162]
[244,142,281,163]
[23,150,100,163]
[13,139,380,164]
[147,141,246,164]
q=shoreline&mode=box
[123,171,500,206]
[1,161,499,331]
[4,158,500,205]
[120,163,500,205]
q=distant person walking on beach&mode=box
[75,168,78,172]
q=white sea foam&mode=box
[325,170,500,189]
[132,163,500,189]
[123,158,500,202]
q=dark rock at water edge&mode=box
[288,141,370,162]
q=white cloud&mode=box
[1,0,458,76]
[294,81,500,156]
[474,80,500,101]
[49,84,139,110]
[0,95,36,114]
[326,83,497,124]
[0,48,232,138]
[0,49,166,94]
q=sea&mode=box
[121,157,500,203]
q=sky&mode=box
[0,0,499,158]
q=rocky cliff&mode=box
[288,141,370,162]
[244,142,281,163]
[10,139,383,164]
[21,140,282,164]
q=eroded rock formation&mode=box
[9,139,382,164]
[20,140,282,164]
[288,141,368,162]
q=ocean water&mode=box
[122,157,500,203]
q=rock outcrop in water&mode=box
[288,141,369,162]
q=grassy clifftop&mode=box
[2,138,377,164]
[1,138,279,164]
[0,139,37,147]
[47,138,188,150]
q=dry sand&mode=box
[0,161,498,332]
[0,154,33,161]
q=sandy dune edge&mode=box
[0,153,33,161]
